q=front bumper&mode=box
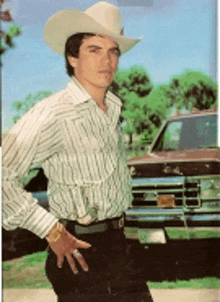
[124,208,220,243]
[125,208,220,227]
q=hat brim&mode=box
[43,10,141,56]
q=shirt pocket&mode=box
[68,114,106,153]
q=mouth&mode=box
[99,70,112,75]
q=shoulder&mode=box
[31,87,77,121]
[9,89,68,132]
[34,89,67,112]
[4,88,74,143]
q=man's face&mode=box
[68,35,119,90]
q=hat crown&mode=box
[85,2,121,35]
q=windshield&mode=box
[152,114,218,152]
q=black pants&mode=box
[45,222,154,302]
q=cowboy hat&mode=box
[43,1,142,56]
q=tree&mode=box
[139,70,217,145]
[110,66,153,145]
[12,91,52,124]
[111,68,217,148]
[167,70,217,111]
[0,0,22,57]
[139,84,171,143]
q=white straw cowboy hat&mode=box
[43,1,142,56]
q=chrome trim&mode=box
[125,209,220,222]
[126,209,184,216]
[132,177,184,186]
[133,188,184,193]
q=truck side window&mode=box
[162,121,182,151]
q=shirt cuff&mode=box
[20,204,59,239]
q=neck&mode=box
[90,89,106,107]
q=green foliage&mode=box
[3,251,46,273]
[138,84,170,142]
[111,66,153,99]
[111,68,217,149]
[2,263,11,271]
[21,167,40,187]
[0,25,22,56]
[110,66,154,145]
[23,251,47,267]
[0,1,22,57]
[148,277,220,289]
[3,251,51,288]
[167,70,217,111]
[12,91,52,123]
[136,70,218,148]
[8,25,22,37]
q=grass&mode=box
[3,251,47,272]
[148,277,220,289]
[2,251,220,289]
[3,251,52,289]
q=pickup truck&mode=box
[125,110,220,244]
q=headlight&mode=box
[201,176,220,199]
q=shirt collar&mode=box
[67,76,122,108]
[67,77,92,105]
[105,90,122,107]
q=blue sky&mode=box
[2,0,217,131]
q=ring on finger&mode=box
[73,249,81,258]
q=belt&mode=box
[63,216,124,235]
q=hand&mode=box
[48,226,91,274]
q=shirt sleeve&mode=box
[3,101,60,239]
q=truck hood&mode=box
[127,149,220,178]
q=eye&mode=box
[89,47,99,53]
[110,48,120,56]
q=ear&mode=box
[68,56,78,68]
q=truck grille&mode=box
[132,179,201,208]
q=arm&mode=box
[3,103,58,238]
[3,101,91,273]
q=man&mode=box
[3,2,154,301]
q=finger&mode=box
[57,254,64,269]
[73,249,89,272]
[75,238,92,249]
[66,253,79,274]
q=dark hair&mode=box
[65,33,95,77]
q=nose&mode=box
[101,51,111,64]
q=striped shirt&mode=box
[3,77,132,238]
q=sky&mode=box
[1,0,217,132]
